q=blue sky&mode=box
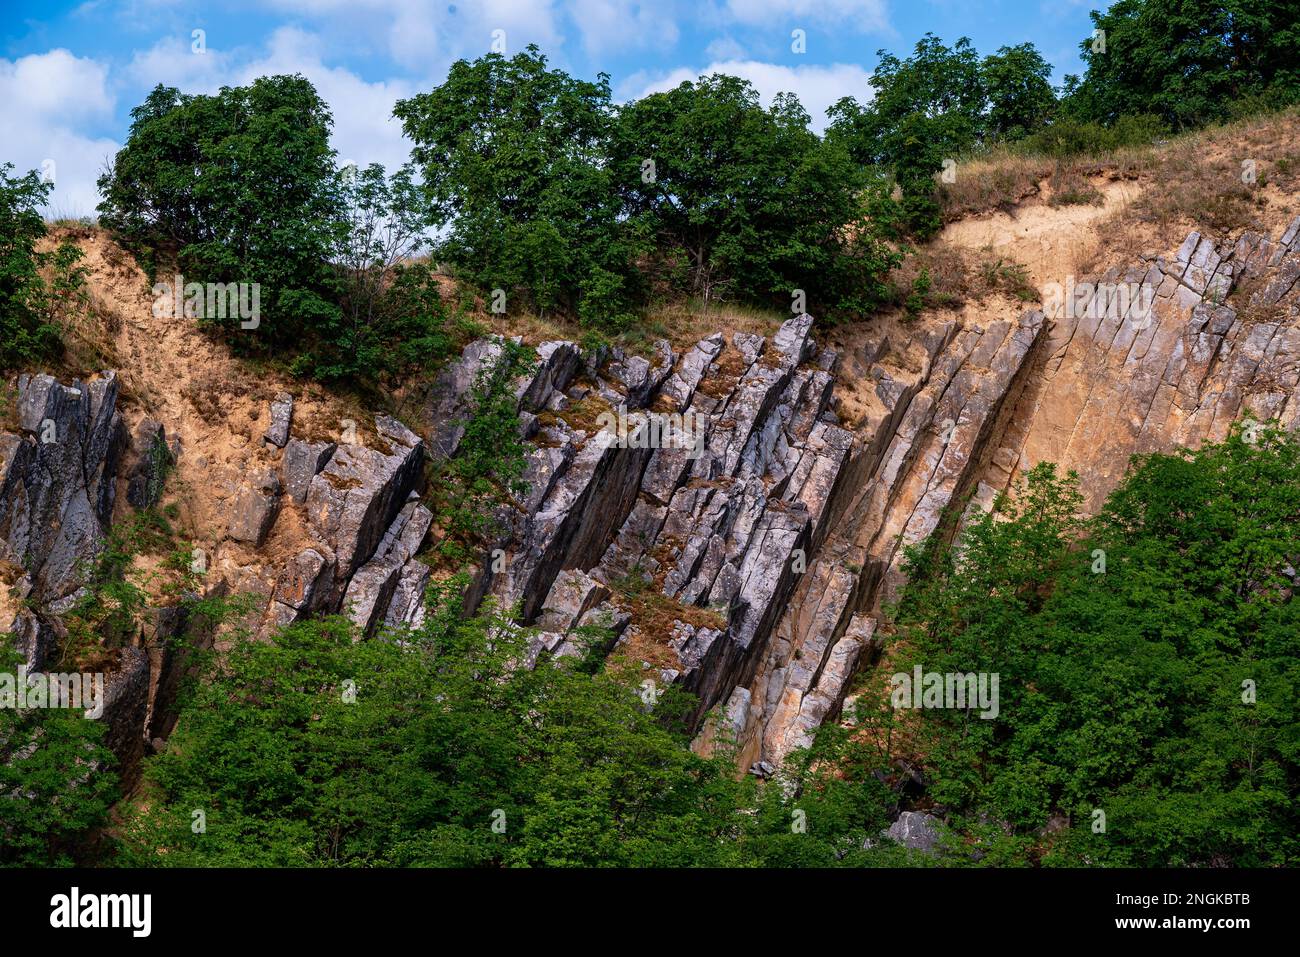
[1,0,1110,216]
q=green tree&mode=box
[1069,0,1300,128]
[97,76,343,353]
[115,580,766,867]
[982,43,1057,141]
[394,46,633,325]
[296,162,456,382]
[0,640,119,866]
[889,426,1300,866]
[0,164,69,372]
[828,35,989,237]
[613,75,898,317]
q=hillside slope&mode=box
[3,113,1298,792]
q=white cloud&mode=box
[723,0,889,32]
[234,28,417,174]
[125,36,234,91]
[624,59,873,131]
[0,49,118,217]
[262,0,565,71]
[567,0,680,55]
[704,36,748,60]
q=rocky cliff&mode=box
[4,213,1299,786]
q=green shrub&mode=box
[0,164,66,372]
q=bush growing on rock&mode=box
[0,164,91,373]
[98,77,463,384]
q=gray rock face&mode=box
[275,548,336,613]
[608,340,675,407]
[264,392,293,448]
[425,338,500,460]
[4,607,55,672]
[470,315,853,731]
[98,646,151,791]
[281,439,336,503]
[227,469,281,546]
[341,497,434,635]
[882,811,943,854]
[1,372,123,604]
[0,371,207,789]
[305,415,424,588]
[341,556,404,635]
[499,426,655,622]
[425,336,572,461]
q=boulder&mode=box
[882,811,943,855]
[304,415,424,585]
[227,469,281,546]
[281,438,336,503]
[264,392,294,448]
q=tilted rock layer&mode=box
[4,214,1298,787]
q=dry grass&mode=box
[693,343,751,399]
[1046,170,1106,208]
[607,568,727,671]
[939,153,1053,219]
[888,243,971,311]
[474,283,784,358]
[939,149,1154,222]
[536,390,615,437]
[939,107,1300,235]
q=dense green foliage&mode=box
[889,426,1300,865]
[0,163,89,373]
[1066,0,1300,129]
[0,639,118,867]
[827,35,1057,236]
[394,49,633,325]
[395,46,899,326]
[115,580,907,867]
[611,75,898,315]
[97,78,341,349]
[97,78,462,383]
[95,1,1297,337]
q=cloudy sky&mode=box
[2,0,1108,217]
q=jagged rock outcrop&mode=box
[0,371,194,786]
[303,414,424,593]
[281,439,336,503]
[881,810,943,854]
[719,309,1048,767]
[991,215,1300,511]
[8,212,1296,802]
[263,392,293,448]
[0,372,124,606]
[469,314,872,730]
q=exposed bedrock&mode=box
[0,371,194,786]
[471,215,1300,761]
[7,213,1297,789]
